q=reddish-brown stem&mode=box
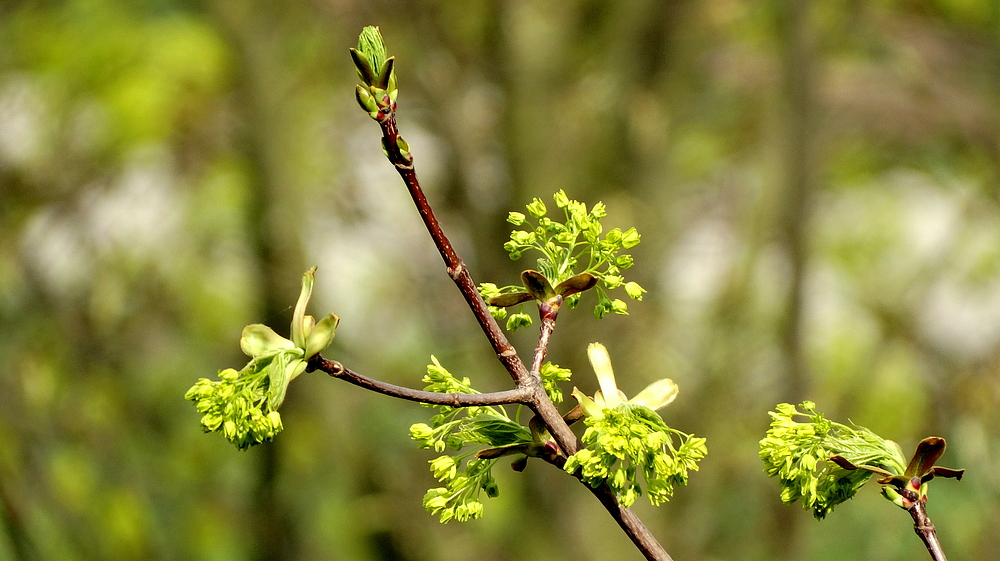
[376,114,580,454]
[530,299,561,374]
[367,109,670,561]
[531,437,673,561]
[307,355,531,407]
[909,502,947,561]
[900,488,948,561]
[378,116,525,383]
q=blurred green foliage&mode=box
[3,0,1000,560]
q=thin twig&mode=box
[903,492,948,561]
[530,299,560,374]
[377,116,526,383]
[308,355,531,407]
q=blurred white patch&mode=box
[662,217,736,307]
[898,171,961,261]
[20,147,184,297]
[0,76,45,167]
[21,207,94,299]
[920,279,1000,358]
[307,122,448,348]
[80,147,184,260]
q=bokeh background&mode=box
[3,0,1000,560]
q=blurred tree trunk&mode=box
[205,2,303,559]
[769,0,818,558]
[776,0,815,404]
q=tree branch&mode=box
[377,115,527,384]
[307,355,531,407]
[369,106,672,561]
[903,493,949,561]
[530,299,560,374]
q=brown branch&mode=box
[901,489,949,561]
[376,114,581,455]
[369,105,671,561]
[308,355,531,407]
[531,437,673,561]
[378,116,526,383]
[530,299,560,374]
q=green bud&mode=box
[430,456,458,481]
[594,300,610,319]
[621,227,641,248]
[510,230,535,245]
[506,312,533,331]
[590,201,608,219]
[507,212,526,225]
[267,411,283,431]
[525,198,547,218]
[356,85,379,116]
[553,189,570,208]
[410,423,434,442]
[396,135,412,163]
[610,299,628,315]
[478,283,500,299]
[624,281,646,301]
[603,275,624,289]
[605,228,623,245]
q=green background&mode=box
[2,0,999,559]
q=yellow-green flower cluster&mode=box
[409,357,533,522]
[184,268,338,450]
[185,368,284,450]
[539,361,572,404]
[759,401,907,519]
[566,404,707,506]
[485,190,645,329]
[422,457,499,523]
[564,343,706,507]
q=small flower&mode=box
[507,212,526,225]
[539,362,572,404]
[564,343,705,507]
[186,268,339,450]
[525,197,547,218]
[624,281,646,301]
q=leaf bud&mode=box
[356,85,379,116]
